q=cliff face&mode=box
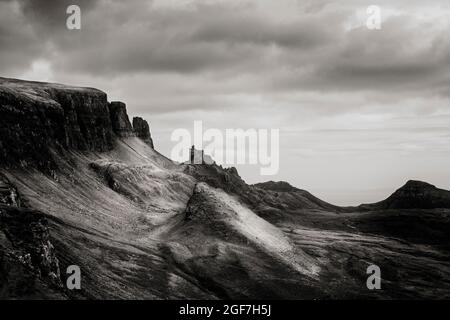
[132,117,154,148]
[109,101,134,137]
[0,78,114,169]
[109,104,154,147]
[0,78,154,170]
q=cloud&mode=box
[16,0,99,29]
[2,0,450,97]
[0,1,43,72]
[2,0,450,117]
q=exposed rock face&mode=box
[0,174,63,298]
[109,101,134,137]
[0,174,21,207]
[0,206,63,297]
[184,146,215,165]
[0,78,156,170]
[132,117,154,148]
[184,163,248,194]
[0,78,115,170]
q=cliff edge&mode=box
[0,77,153,170]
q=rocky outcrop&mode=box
[109,106,155,147]
[0,174,63,298]
[0,78,115,170]
[185,146,215,165]
[184,163,248,194]
[0,174,21,207]
[132,117,154,148]
[109,101,134,137]
[0,78,155,170]
[0,205,63,297]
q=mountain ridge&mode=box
[0,77,153,171]
[1,77,450,299]
[1,77,449,210]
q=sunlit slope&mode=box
[2,138,207,299]
[3,137,324,299]
[6,137,193,236]
[160,182,323,299]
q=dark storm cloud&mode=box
[50,1,341,75]
[0,0,41,72]
[0,0,99,72]
[1,0,450,97]
[17,0,98,28]
[56,1,450,97]
[189,11,339,49]
[0,0,345,76]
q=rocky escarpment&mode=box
[0,78,113,169]
[109,103,154,147]
[184,163,249,195]
[0,78,154,170]
[109,101,134,137]
[133,117,154,148]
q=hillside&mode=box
[359,180,450,210]
[1,77,449,299]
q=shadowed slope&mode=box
[359,180,450,210]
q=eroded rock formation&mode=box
[109,101,134,137]
[0,77,154,170]
[132,117,154,148]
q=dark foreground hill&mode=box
[1,77,449,299]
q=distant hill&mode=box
[251,181,343,213]
[359,180,450,210]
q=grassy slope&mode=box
[2,136,450,299]
[1,137,323,299]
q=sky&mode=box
[1,0,450,205]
